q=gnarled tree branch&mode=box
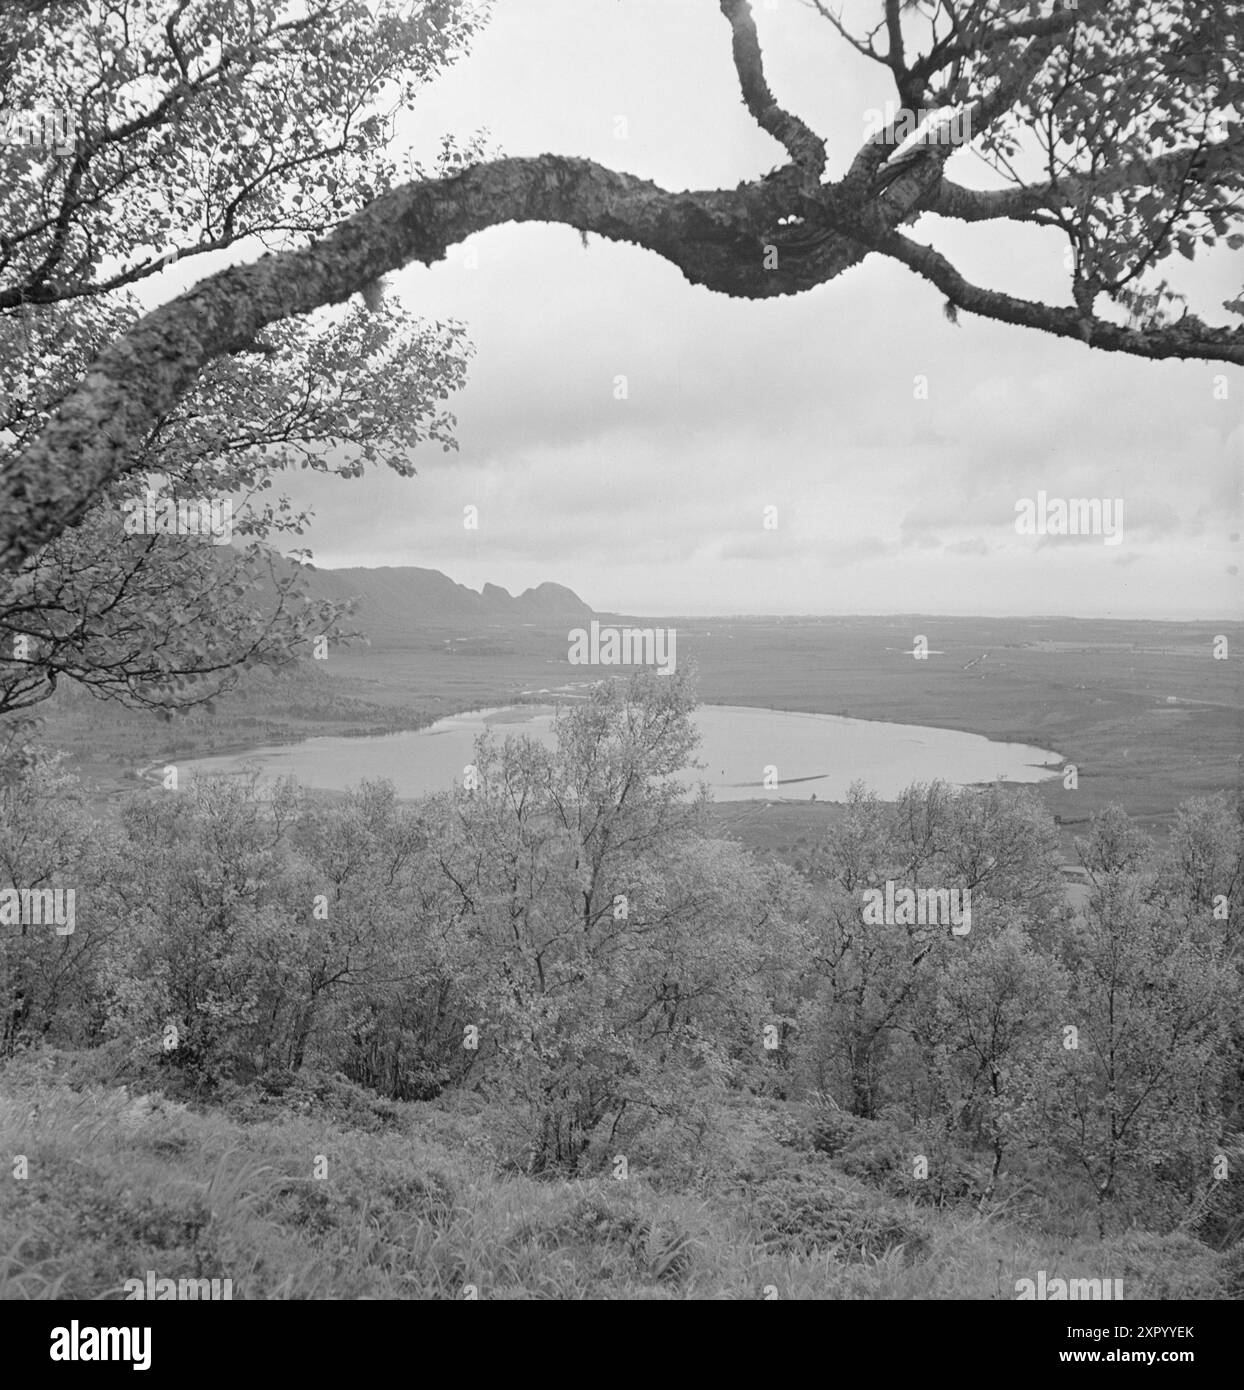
[880,226,1244,362]
[4,0,1242,578]
[719,0,826,179]
[930,136,1244,223]
[0,154,867,573]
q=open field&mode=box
[32,615,1243,855]
[677,615,1243,854]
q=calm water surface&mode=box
[181,703,1063,801]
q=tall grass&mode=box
[0,1055,1231,1300]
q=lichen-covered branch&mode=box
[719,0,826,178]
[4,0,1242,575]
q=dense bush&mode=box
[1,672,1241,1239]
[747,1167,930,1262]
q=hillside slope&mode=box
[302,565,594,646]
[2,1052,1233,1301]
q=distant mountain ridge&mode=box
[303,564,594,643]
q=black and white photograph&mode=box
[1,0,1242,1336]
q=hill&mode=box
[2,1052,1233,1300]
[302,564,594,646]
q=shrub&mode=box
[1097,1231,1226,1299]
[1220,1242,1244,1299]
[748,1169,929,1262]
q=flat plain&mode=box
[41,614,1243,863]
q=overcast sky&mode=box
[150,0,1243,619]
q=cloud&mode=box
[143,0,1244,619]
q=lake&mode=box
[179,703,1063,802]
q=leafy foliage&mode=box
[2,672,1240,1249]
[0,0,481,714]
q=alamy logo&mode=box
[0,106,76,155]
[568,620,677,674]
[123,1271,233,1300]
[1014,491,1123,545]
[0,886,74,934]
[861,881,971,935]
[49,1323,151,1371]
[862,102,972,146]
[1016,1271,1123,1300]
[122,492,232,545]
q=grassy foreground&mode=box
[1,1050,1236,1301]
